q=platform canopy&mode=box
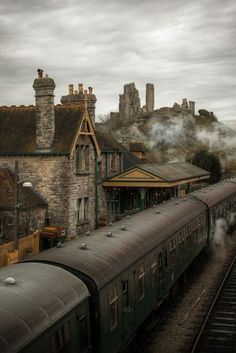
[103,162,210,188]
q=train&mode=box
[0,179,236,353]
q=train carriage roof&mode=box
[192,179,236,207]
[0,263,89,353]
[25,197,206,289]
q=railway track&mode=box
[191,253,236,353]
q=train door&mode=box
[120,278,134,342]
[158,248,168,299]
[75,305,91,353]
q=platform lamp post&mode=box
[14,161,32,250]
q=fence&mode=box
[0,231,40,268]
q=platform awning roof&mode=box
[103,162,210,188]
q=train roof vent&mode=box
[175,201,179,205]
[109,222,113,226]
[56,242,64,248]
[5,277,16,285]
[80,243,88,250]
[121,225,127,231]
[126,215,131,219]
[106,231,113,237]
[156,209,160,214]
[86,230,92,236]
[153,204,156,208]
[183,198,186,201]
[163,200,166,203]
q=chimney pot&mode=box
[88,86,93,94]
[37,69,43,78]
[78,83,84,94]
[68,84,74,95]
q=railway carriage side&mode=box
[193,180,236,242]
[97,209,208,353]
[0,263,91,353]
[23,197,207,353]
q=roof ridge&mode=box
[0,104,35,109]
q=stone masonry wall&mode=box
[67,134,97,237]
[0,143,97,238]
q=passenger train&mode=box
[0,179,236,353]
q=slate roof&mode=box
[129,142,148,152]
[95,130,144,169]
[0,105,84,155]
[136,162,210,182]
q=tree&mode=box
[192,149,222,184]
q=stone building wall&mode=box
[0,138,97,238]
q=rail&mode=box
[191,253,236,353]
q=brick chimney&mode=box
[33,69,56,151]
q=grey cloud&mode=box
[0,0,235,120]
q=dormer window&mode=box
[76,145,90,172]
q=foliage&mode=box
[192,149,222,184]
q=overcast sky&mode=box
[0,0,236,121]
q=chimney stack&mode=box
[78,83,84,94]
[33,69,56,151]
[68,84,74,95]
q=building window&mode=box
[108,284,118,331]
[138,263,145,300]
[76,145,90,172]
[110,154,117,172]
[51,322,71,353]
[77,198,89,224]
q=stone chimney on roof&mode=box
[33,69,56,152]
[60,83,97,125]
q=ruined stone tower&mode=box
[60,84,97,125]
[189,101,195,116]
[119,83,141,123]
[146,83,154,113]
[33,69,55,151]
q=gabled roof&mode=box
[103,162,210,188]
[129,142,147,152]
[95,130,145,168]
[138,162,210,182]
[0,105,84,155]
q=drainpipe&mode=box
[95,156,99,228]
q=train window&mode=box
[169,238,177,265]
[138,263,145,300]
[178,231,185,253]
[79,315,88,352]
[164,248,168,267]
[51,322,70,353]
[178,231,185,244]
[108,284,118,331]
[122,280,129,308]
[158,252,163,272]
[186,225,191,237]
[150,255,157,287]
